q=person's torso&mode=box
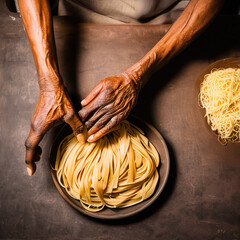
[59,0,190,24]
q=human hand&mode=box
[25,76,86,176]
[78,73,140,142]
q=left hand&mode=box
[25,76,85,176]
[78,73,140,142]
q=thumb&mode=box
[25,126,45,176]
[64,111,88,144]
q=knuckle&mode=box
[105,118,116,132]
[25,138,33,151]
[64,109,75,122]
[85,120,93,128]
[109,114,123,127]
[109,118,117,128]
[102,80,112,93]
[117,112,125,121]
[96,121,105,130]
[25,159,31,165]
[74,124,84,135]
[31,121,40,132]
[103,104,112,112]
[78,109,86,121]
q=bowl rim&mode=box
[49,115,170,219]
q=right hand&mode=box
[25,76,85,176]
[78,73,140,142]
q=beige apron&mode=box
[58,0,190,24]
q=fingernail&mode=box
[77,134,86,144]
[87,135,94,142]
[27,166,33,176]
[81,99,86,105]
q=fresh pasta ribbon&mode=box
[199,68,240,144]
[54,120,160,212]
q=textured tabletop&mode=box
[0,6,240,240]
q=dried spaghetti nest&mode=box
[54,121,159,212]
[199,68,240,144]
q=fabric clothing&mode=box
[58,0,190,24]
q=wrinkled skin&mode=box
[18,0,224,176]
[25,76,85,176]
[79,74,139,142]
[18,0,86,176]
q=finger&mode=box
[64,110,87,144]
[87,113,112,137]
[25,128,45,176]
[78,99,103,122]
[81,82,103,106]
[85,105,111,130]
[87,114,123,142]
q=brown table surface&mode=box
[0,4,240,240]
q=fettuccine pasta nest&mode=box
[199,68,240,144]
[54,120,160,212]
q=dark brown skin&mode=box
[18,0,86,176]
[18,0,224,176]
[79,73,140,141]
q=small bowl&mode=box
[196,57,240,143]
[49,116,170,219]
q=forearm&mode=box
[18,0,61,90]
[125,0,225,89]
